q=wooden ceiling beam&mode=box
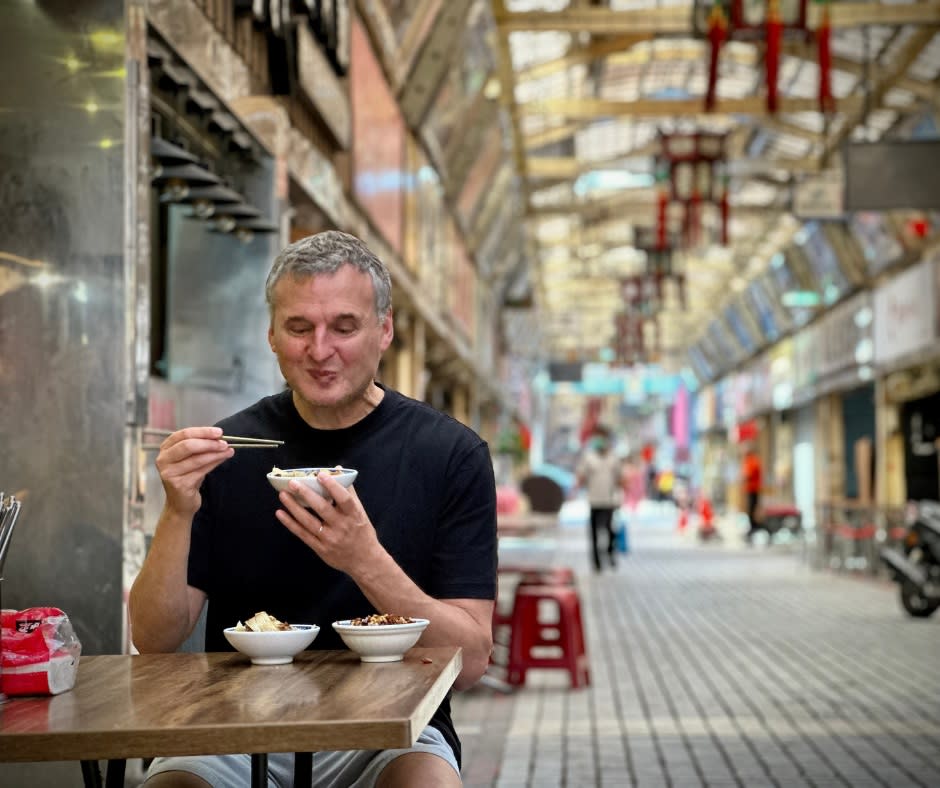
[515,33,653,83]
[757,115,823,145]
[822,1,940,28]
[527,140,662,180]
[518,95,864,118]
[527,156,583,179]
[494,2,940,34]
[524,122,583,151]
[494,6,696,34]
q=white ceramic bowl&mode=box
[266,467,358,500]
[223,624,320,665]
[332,618,430,663]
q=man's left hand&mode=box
[275,473,383,574]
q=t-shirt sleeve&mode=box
[428,441,497,600]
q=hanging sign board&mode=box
[793,170,844,219]
[845,141,940,211]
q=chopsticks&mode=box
[0,492,24,571]
[141,427,284,450]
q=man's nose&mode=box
[306,330,334,361]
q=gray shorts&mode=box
[145,724,458,787]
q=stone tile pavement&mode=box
[454,507,940,788]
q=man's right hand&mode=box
[154,426,235,518]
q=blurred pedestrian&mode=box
[742,442,764,543]
[576,426,622,572]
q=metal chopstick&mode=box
[0,499,21,569]
[140,443,280,450]
[142,428,284,445]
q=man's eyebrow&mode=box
[284,312,361,323]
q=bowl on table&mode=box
[223,624,320,666]
[266,467,358,501]
[332,617,430,663]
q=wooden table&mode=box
[0,647,461,788]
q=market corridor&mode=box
[454,518,940,788]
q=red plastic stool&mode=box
[506,584,590,689]
[518,566,576,587]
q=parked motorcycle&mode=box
[879,500,940,618]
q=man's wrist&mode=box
[347,541,392,587]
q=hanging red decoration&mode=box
[656,183,669,249]
[765,0,783,113]
[705,2,728,112]
[817,0,835,114]
[695,0,811,114]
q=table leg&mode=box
[80,760,103,788]
[250,752,268,788]
[104,759,126,788]
[293,752,313,788]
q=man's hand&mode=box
[155,427,235,518]
[274,472,384,575]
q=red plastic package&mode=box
[1,607,82,696]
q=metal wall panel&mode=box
[0,0,129,654]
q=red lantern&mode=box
[656,131,727,249]
[695,0,809,114]
[656,185,669,250]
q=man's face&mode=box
[268,266,393,412]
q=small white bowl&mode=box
[267,467,358,500]
[332,618,429,663]
[223,624,320,665]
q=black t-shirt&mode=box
[188,385,497,765]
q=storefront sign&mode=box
[873,257,937,366]
[816,290,874,391]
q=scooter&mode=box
[879,500,940,618]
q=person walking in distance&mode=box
[742,442,764,544]
[576,426,622,572]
